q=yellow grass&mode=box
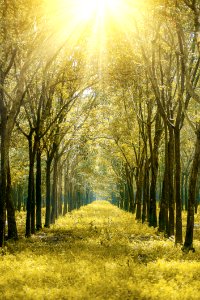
[1,201,200,299]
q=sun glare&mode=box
[44,0,141,41]
[52,0,127,28]
[42,0,132,53]
[44,0,145,36]
[43,0,144,71]
[74,0,122,21]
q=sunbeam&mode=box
[43,0,138,44]
[42,0,148,84]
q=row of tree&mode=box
[84,0,200,251]
[0,0,100,246]
[0,0,200,252]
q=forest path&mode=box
[2,201,200,300]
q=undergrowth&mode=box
[1,201,200,299]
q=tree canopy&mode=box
[0,0,200,252]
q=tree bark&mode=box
[142,160,149,223]
[174,127,182,244]
[124,184,129,212]
[63,167,68,215]
[159,169,168,233]
[0,100,10,246]
[183,124,200,252]
[6,160,18,240]
[58,162,63,216]
[36,145,42,230]
[45,142,57,227]
[185,174,189,210]
[68,182,73,212]
[149,113,162,227]
[51,154,58,224]
[45,158,51,227]
[159,124,171,234]
[26,133,36,237]
[168,126,175,236]
[126,167,134,213]
[135,172,143,220]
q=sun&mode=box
[43,0,141,37]
[42,0,144,63]
[47,0,127,27]
[44,0,147,36]
[41,0,148,97]
[74,0,122,21]
[42,0,131,49]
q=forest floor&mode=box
[1,201,200,300]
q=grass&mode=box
[1,201,200,299]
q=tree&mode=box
[0,0,43,246]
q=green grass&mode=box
[1,201,200,299]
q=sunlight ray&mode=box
[41,0,149,90]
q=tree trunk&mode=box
[149,113,162,227]
[128,179,134,213]
[63,168,68,216]
[181,172,185,210]
[51,155,58,224]
[174,127,182,244]
[68,182,73,212]
[195,183,199,214]
[125,165,134,213]
[36,146,42,230]
[45,158,51,227]
[159,124,172,234]
[26,134,36,237]
[58,162,63,216]
[135,173,143,220]
[185,174,189,211]
[124,184,129,212]
[168,126,175,236]
[0,82,10,246]
[0,119,8,246]
[6,160,18,240]
[183,124,200,252]
[159,169,169,233]
[142,160,149,223]
[31,172,35,235]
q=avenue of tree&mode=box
[0,0,200,252]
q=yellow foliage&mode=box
[1,201,200,299]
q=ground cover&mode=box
[1,201,200,299]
